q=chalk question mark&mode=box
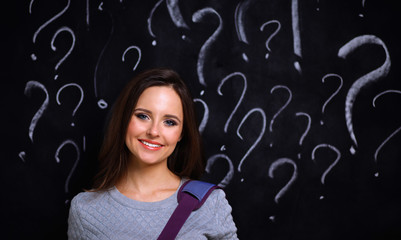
[55,139,80,195]
[260,20,281,59]
[30,0,71,61]
[30,0,70,43]
[234,0,250,44]
[24,81,49,142]
[29,0,34,14]
[237,108,267,173]
[93,9,114,109]
[295,112,311,159]
[359,0,366,17]
[19,81,49,162]
[292,0,302,74]
[320,73,343,125]
[98,2,104,11]
[338,35,391,154]
[205,154,234,188]
[269,85,292,147]
[51,26,76,73]
[167,0,190,40]
[217,72,247,133]
[147,0,164,45]
[192,7,223,86]
[86,0,90,28]
[56,83,84,127]
[234,0,250,61]
[269,85,292,132]
[268,158,298,203]
[372,90,401,174]
[311,143,341,199]
[166,0,189,29]
[193,98,209,134]
[122,45,141,71]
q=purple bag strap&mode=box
[157,180,220,240]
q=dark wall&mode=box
[2,0,401,239]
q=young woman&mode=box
[68,68,238,239]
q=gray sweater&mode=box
[68,179,238,240]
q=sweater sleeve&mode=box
[67,195,87,240]
[210,189,239,240]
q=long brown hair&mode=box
[92,68,205,191]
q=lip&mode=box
[138,139,163,150]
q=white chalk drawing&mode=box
[217,72,247,133]
[32,0,70,43]
[29,0,35,14]
[86,0,90,28]
[24,81,49,142]
[234,0,250,44]
[56,83,84,127]
[295,112,311,159]
[166,0,189,29]
[233,0,251,64]
[338,35,391,153]
[320,73,343,125]
[193,98,209,134]
[206,154,234,188]
[260,20,281,59]
[147,0,164,39]
[192,7,223,86]
[269,85,292,132]
[55,139,80,193]
[268,158,298,203]
[122,45,142,71]
[19,151,26,163]
[311,143,341,185]
[51,26,76,71]
[94,11,114,109]
[372,90,401,163]
[295,112,311,146]
[359,0,366,17]
[291,0,302,73]
[237,108,267,172]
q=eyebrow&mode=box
[134,108,182,123]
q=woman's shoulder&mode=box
[186,181,230,211]
[183,180,228,202]
[70,189,110,209]
[206,187,228,205]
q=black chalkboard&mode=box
[2,0,401,239]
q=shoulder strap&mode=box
[157,180,220,240]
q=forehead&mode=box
[138,85,180,101]
[136,86,183,114]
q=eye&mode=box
[135,113,149,120]
[164,119,178,126]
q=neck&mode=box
[116,161,181,202]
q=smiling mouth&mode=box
[139,140,163,148]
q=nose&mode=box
[146,121,159,137]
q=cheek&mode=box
[126,119,143,139]
[163,127,183,145]
[126,121,135,138]
[172,128,183,143]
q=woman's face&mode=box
[125,86,184,168]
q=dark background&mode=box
[2,0,401,239]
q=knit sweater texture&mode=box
[67,179,238,240]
